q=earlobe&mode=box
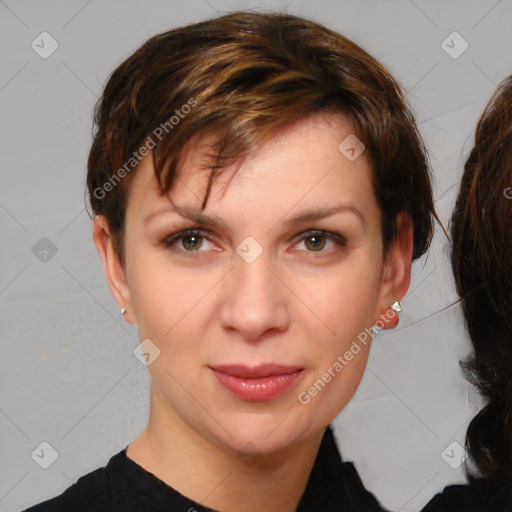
[92,216,135,324]
[376,212,414,329]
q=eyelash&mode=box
[162,228,347,256]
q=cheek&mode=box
[126,247,197,338]
[298,273,376,419]
[295,256,381,406]
[304,260,381,340]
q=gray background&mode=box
[1,0,511,511]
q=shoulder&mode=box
[421,478,508,512]
[421,484,474,512]
[22,450,125,512]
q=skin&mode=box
[93,112,413,511]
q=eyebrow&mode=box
[281,205,365,226]
[144,205,225,227]
[144,203,365,228]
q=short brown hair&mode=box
[87,11,437,263]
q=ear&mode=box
[92,216,135,324]
[375,212,414,329]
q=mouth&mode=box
[208,364,305,401]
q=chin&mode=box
[204,410,315,457]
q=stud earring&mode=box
[390,300,402,312]
[120,307,127,315]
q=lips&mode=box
[210,364,304,379]
[208,363,305,401]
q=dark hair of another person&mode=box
[451,75,512,504]
[86,11,440,265]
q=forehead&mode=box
[126,112,375,221]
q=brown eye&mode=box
[295,230,347,254]
[304,235,326,251]
[163,229,214,254]
[181,234,203,251]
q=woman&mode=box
[423,76,512,511]
[24,11,438,512]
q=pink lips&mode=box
[209,364,304,401]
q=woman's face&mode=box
[96,112,411,456]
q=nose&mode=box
[219,249,290,341]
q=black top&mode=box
[23,426,387,512]
[421,477,510,512]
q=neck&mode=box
[126,384,325,512]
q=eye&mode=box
[162,228,347,256]
[162,229,216,254]
[294,230,347,253]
